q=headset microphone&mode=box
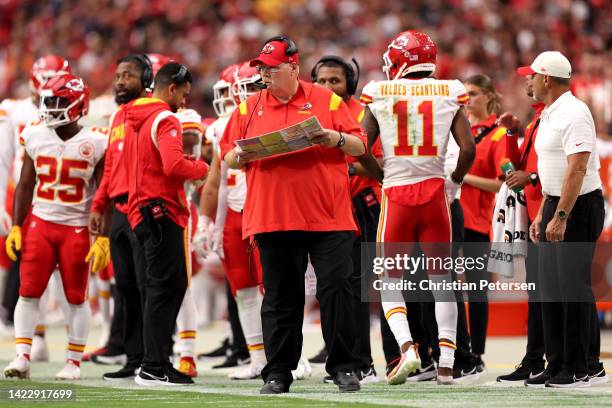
[253,79,267,89]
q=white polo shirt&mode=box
[534,91,601,197]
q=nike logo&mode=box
[575,143,584,146]
[530,370,544,379]
[75,228,85,234]
[143,372,169,382]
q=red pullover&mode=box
[124,98,207,229]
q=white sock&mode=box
[97,277,112,325]
[66,303,90,364]
[14,297,40,357]
[430,274,457,369]
[382,300,411,349]
[176,287,197,359]
[236,287,266,365]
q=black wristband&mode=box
[336,131,346,148]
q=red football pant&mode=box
[19,214,90,304]
[222,209,262,296]
[378,182,451,277]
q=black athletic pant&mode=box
[521,232,545,369]
[135,217,188,370]
[2,260,19,324]
[226,280,249,359]
[350,187,380,371]
[255,230,358,386]
[539,189,604,375]
[110,208,146,366]
[462,228,489,356]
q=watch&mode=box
[529,172,538,187]
[557,209,568,220]
[348,162,356,177]
[335,131,346,148]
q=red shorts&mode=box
[20,214,90,304]
[98,261,114,281]
[378,180,451,277]
[223,208,262,296]
[0,236,10,269]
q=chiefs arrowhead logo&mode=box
[65,78,84,92]
[262,43,275,54]
[390,34,411,49]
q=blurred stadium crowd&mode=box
[0,0,609,134]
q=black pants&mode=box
[350,188,380,371]
[135,217,188,370]
[255,230,358,386]
[110,209,146,366]
[2,260,19,324]
[521,232,545,369]
[539,189,604,375]
[462,228,489,356]
[226,280,249,359]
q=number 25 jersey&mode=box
[361,78,468,188]
[20,123,108,226]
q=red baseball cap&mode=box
[516,66,535,76]
[249,40,299,67]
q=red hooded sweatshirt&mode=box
[124,97,207,229]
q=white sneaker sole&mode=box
[134,375,186,387]
[453,372,480,384]
[589,373,608,385]
[407,367,437,382]
[548,381,590,388]
[360,374,381,385]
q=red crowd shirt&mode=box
[344,97,383,199]
[460,114,506,235]
[92,105,129,214]
[219,80,367,239]
[505,102,545,222]
[124,98,208,229]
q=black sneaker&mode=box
[212,354,250,369]
[497,364,544,383]
[475,356,487,374]
[91,350,127,366]
[524,368,554,388]
[260,379,288,394]
[453,365,479,384]
[198,338,230,359]
[308,347,328,364]
[546,370,590,388]
[334,371,360,392]
[358,365,380,384]
[103,365,139,381]
[588,362,608,385]
[135,366,194,386]
[407,362,437,382]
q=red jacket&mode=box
[220,81,366,238]
[124,98,208,229]
[92,105,129,214]
[505,102,545,222]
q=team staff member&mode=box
[311,55,382,383]
[460,74,506,372]
[527,51,605,388]
[124,62,208,386]
[89,54,150,380]
[221,36,367,394]
[495,70,546,383]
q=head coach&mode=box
[124,62,208,386]
[527,51,605,388]
[220,36,367,394]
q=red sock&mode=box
[68,359,81,367]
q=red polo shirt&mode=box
[92,106,129,214]
[219,80,366,238]
[460,114,506,235]
[344,97,383,199]
[505,102,545,222]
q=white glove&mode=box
[444,176,461,203]
[209,224,224,260]
[193,215,213,262]
[0,209,11,236]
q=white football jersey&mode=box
[210,116,246,212]
[361,78,468,188]
[0,98,38,185]
[21,124,108,226]
[80,94,118,127]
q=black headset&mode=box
[263,35,299,59]
[311,55,360,96]
[131,54,154,90]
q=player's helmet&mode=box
[382,30,437,80]
[231,62,261,103]
[39,74,90,128]
[213,64,238,117]
[30,55,72,92]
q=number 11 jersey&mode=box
[20,123,108,226]
[360,78,468,189]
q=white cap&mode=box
[516,51,571,79]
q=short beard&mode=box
[114,88,142,105]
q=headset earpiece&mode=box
[263,35,298,57]
[135,54,153,90]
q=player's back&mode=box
[0,98,39,182]
[21,123,108,226]
[361,77,468,188]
